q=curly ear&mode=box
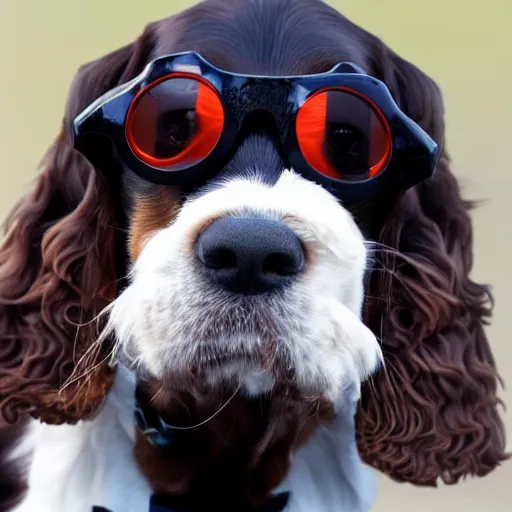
[356,45,509,485]
[0,27,154,428]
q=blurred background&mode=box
[0,0,510,510]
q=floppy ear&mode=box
[356,46,509,485]
[0,27,154,429]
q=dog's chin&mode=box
[134,337,331,430]
[201,359,276,398]
[137,350,297,406]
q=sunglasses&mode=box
[72,51,440,204]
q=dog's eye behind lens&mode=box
[325,123,368,176]
[155,109,197,158]
[126,75,224,171]
[296,88,391,181]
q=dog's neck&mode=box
[133,378,334,510]
[15,365,378,512]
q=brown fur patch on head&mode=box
[129,187,182,262]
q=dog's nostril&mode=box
[263,252,302,276]
[204,247,237,270]
[195,217,305,294]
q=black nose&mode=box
[195,217,305,294]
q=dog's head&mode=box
[0,0,507,507]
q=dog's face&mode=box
[107,0,383,408]
[0,1,506,508]
[117,169,379,404]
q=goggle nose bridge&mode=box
[223,79,294,136]
[229,108,293,168]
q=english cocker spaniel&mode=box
[0,0,508,511]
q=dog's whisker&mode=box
[157,383,241,431]
[60,303,120,393]
[148,385,164,404]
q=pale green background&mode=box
[0,0,510,510]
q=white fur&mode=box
[14,365,378,512]
[13,366,151,512]
[108,170,382,403]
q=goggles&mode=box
[72,51,439,204]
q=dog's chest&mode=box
[12,368,377,512]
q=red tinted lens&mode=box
[126,74,224,171]
[296,88,391,181]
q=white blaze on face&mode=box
[106,170,382,405]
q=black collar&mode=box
[93,492,290,512]
[135,394,175,448]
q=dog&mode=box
[0,0,507,511]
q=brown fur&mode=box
[356,49,509,485]
[129,188,182,261]
[135,379,333,510]
[0,0,507,509]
